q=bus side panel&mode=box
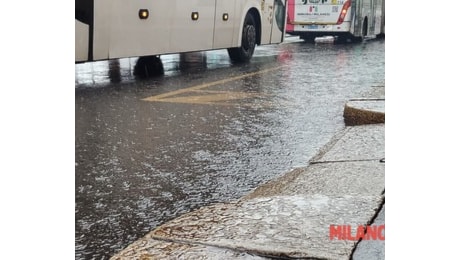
[373,0,383,35]
[353,0,372,37]
[169,0,215,53]
[76,20,89,62]
[362,0,374,36]
[232,0,245,47]
[214,1,237,49]
[381,0,385,34]
[260,0,273,44]
[351,0,384,38]
[107,0,173,59]
[350,0,360,37]
[92,0,112,60]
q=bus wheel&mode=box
[228,12,257,63]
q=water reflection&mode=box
[178,52,208,72]
[108,60,121,83]
[133,56,165,78]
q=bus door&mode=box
[270,0,286,44]
[351,0,361,36]
[259,0,286,44]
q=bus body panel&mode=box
[373,0,384,35]
[213,1,237,49]
[170,0,216,53]
[75,20,89,62]
[108,0,173,60]
[92,0,112,60]
[260,0,275,44]
[75,0,287,63]
[380,0,385,34]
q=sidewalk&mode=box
[111,86,385,260]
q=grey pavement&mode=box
[353,204,385,260]
[111,86,385,260]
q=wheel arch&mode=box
[248,8,262,45]
[227,6,260,63]
[236,7,262,46]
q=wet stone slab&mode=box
[361,85,385,99]
[352,204,385,260]
[343,99,385,126]
[111,239,268,260]
[346,100,385,114]
[245,160,385,200]
[148,195,383,260]
[313,124,384,163]
[343,85,385,125]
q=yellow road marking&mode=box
[142,66,282,105]
[156,92,262,105]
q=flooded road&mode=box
[75,37,385,259]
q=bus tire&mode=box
[228,12,257,63]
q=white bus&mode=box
[76,0,287,65]
[286,0,384,42]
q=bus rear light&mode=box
[336,0,351,24]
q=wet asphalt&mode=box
[75,37,385,259]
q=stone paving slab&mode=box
[343,100,385,126]
[148,195,383,260]
[352,204,385,260]
[312,124,384,163]
[362,86,385,99]
[245,160,384,200]
[111,239,268,260]
[346,100,385,114]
